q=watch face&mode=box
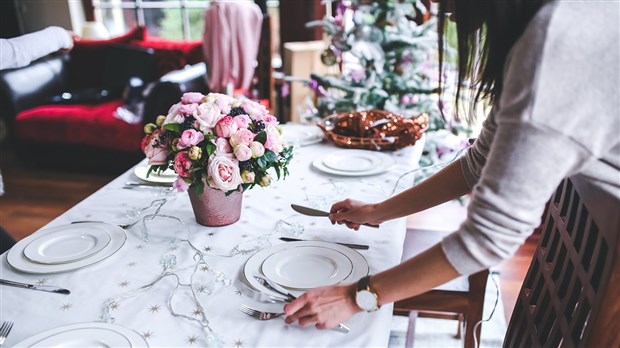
[356,290,378,311]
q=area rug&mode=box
[389,273,507,348]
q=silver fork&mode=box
[0,321,14,346]
[240,304,283,320]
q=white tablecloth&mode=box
[1,136,423,347]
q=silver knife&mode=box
[0,279,71,295]
[290,204,380,228]
[279,237,369,250]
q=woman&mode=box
[284,0,619,330]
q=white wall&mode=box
[16,0,84,34]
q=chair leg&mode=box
[456,314,464,339]
[463,270,489,348]
[404,310,418,348]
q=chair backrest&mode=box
[504,176,620,347]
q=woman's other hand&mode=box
[329,199,382,230]
[283,283,360,329]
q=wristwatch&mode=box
[355,275,380,312]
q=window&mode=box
[92,0,211,40]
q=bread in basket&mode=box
[317,110,428,151]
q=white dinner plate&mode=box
[134,166,177,184]
[322,150,384,172]
[261,246,353,289]
[7,222,127,274]
[243,241,369,297]
[12,322,148,348]
[312,150,396,177]
[23,225,112,265]
[281,123,324,147]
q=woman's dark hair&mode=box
[437,0,544,122]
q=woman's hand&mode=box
[329,199,383,230]
[283,283,361,329]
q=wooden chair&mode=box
[504,176,620,347]
[394,228,489,348]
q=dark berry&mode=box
[239,160,254,171]
[229,107,246,117]
[253,120,265,132]
[181,116,196,130]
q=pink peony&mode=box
[261,115,279,125]
[241,99,269,121]
[259,174,272,187]
[233,114,252,129]
[214,137,232,154]
[241,170,255,184]
[195,102,224,131]
[173,152,193,178]
[173,178,190,192]
[264,124,284,153]
[178,103,198,116]
[205,93,233,115]
[207,154,242,191]
[233,144,252,161]
[163,102,185,125]
[143,131,168,165]
[215,116,238,138]
[178,129,204,149]
[249,141,265,158]
[229,128,255,147]
[181,92,205,104]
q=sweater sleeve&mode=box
[440,1,617,275]
[0,26,72,70]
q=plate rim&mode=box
[243,240,369,297]
[23,226,112,265]
[312,150,396,177]
[322,151,384,172]
[261,245,354,289]
[6,222,127,274]
[11,322,148,348]
[134,166,178,184]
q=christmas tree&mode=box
[299,0,474,180]
[303,0,448,131]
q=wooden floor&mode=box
[0,145,535,324]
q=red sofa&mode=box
[0,27,208,173]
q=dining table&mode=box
[0,124,425,347]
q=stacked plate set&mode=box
[242,240,369,298]
[6,222,127,274]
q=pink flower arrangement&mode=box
[142,92,293,194]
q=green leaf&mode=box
[192,181,205,196]
[206,142,216,158]
[255,131,267,144]
[163,123,181,133]
[274,165,281,180]
[256,156,268,169]
[263,150,278,163]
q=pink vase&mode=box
[188,186,243,226]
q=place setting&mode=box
[236,229,371,333]
[5,222,127,274]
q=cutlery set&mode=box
[237,273,351,333]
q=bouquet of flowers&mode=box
[142,92,293,194]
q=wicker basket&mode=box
[317,110,429,151]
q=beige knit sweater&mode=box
[441,0,620,275]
